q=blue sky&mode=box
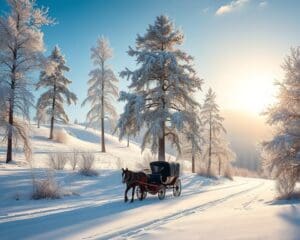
[1,0,300,122]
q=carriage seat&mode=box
[147,174,161,184]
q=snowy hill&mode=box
[1,123,173,170]
[0,124,299,240]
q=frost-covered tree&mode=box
[0,0,53,163]
[35,99,47,128]
[0,83,8,129]
[215,136,236,176]
[200,88,235,175]
[117,15,203,161]
[263,47,300,196]
[179,106,203,173]
[82,37,118,152]
[36,46,77,139]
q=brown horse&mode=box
[122,168,147,202]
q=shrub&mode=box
[276,169,297,199]
[70,149,80,170]
[224,167,234,180]
[53,128,68,143]
[32,172,61,199]
[79,152,98,176]
[48,152,68,170]
[231,167,259,178]
[196,165,217,179]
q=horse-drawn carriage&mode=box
[122,161,181,202]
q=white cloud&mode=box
[215,0,249,16]
[259,1,268,8]
[202,7,210,14]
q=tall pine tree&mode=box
[200,88,234,175]
[263,47,300,195]
[82,37,118,152]
[117,15,203,161]
[36,46,77,139]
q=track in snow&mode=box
[87,181,265,240]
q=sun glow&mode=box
[228,72,276,114]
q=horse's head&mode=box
[121,168,129,183]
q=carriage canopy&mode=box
[150,161,180,178]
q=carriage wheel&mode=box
[158,186,166,200]
[136,186,147,200]
[173,179,181,197]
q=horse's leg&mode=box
[124,185,129,202]
[131,185,136,203]
[141,185,145,199]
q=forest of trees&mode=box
[0,0,299,197]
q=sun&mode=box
[231,72,276,114]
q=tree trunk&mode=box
[192,154,195,173]
[6,14,21,163]
[207,112,212,175]
[158,121,165,161]
[6,49,17,163]
[127,135,129,147]
[101,116,105,152]
[218,159,221,176]
[37,119,40,128]
[49,85,56,139]
[101,60,106,152]
[50,116,54,139]
[158,42,166,162]
[6,96,14,163]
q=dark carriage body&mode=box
[136,161,181,200]
[148,161,180,185]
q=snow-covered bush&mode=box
[224,167,234,180]
[197,165,217,179]
[32,173,62,199]
[276,169,298,199]
[231,167,259,178]
[53,128,69,143]
[79,152,98,176]
[69,149,80,170]
[48,152,68,170]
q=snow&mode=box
[0,124,299,240]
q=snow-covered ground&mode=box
[0,124,299,240]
